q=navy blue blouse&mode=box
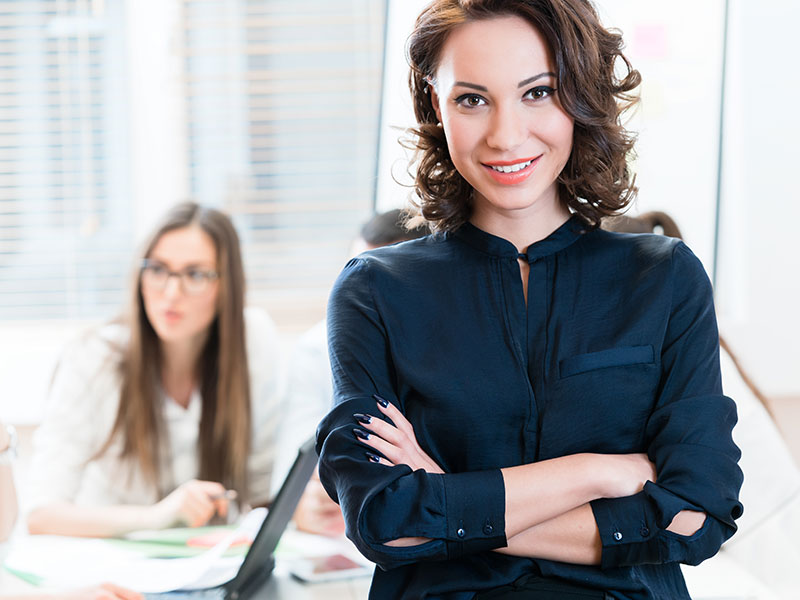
[316,216,743,600]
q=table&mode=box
[0,558,371,599]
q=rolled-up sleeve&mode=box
[591,242,744,568]
[316,258,507,570]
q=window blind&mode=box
[0,0,387,330]
[0,0,133,320]
[181,0,387,330]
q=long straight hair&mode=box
[98,202,251,500]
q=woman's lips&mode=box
[163,309,183,324]
[482,155,540,185]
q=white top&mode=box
[26,307,285,510]
[272,319,331,489]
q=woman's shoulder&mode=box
[46,322,127,416]
[586,228,710,285]
[336,234,448,286]
[589,226,680,256]
[58,321,127,376]
[244,305,279,354]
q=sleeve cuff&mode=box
[442,469,507,559]
[591,491,661,568]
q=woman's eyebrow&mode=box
[453,81,488,92]
[518,71,556,88]
[452,71,556,92]
[148,257,214,270]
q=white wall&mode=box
[125,0,190,239]
[375,0,430,212]
[715,0,800,396]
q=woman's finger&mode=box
[356,413,413,449]
[365,449,395,467]
[182,492,215,527]
[373,395,416,438]
[362,409,444,473]
[353,426,409,464]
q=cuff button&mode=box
[483,524,493,535]
[640,527,650,537]
[613,531,623,541]
[457,528,465,538]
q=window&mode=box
[181,0,387,329]
[0,0,132,320]
[0,0,387,328]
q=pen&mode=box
[211,489,238,501]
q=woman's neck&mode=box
[470,196,571,254]
[160,333,208,409]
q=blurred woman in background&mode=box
[26,202,284,537]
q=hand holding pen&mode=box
[151,479,237,529]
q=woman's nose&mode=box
[485,104,525,151]
[163,274,183,297]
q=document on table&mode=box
[3,508,266,593]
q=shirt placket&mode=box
[499,254,540,464]
[524,257,549,463]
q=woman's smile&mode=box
[482,155,541,184]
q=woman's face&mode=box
[430,15,574,224]
[141,225,220,347]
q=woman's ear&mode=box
[428,81,443,124]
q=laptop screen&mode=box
[224,436,318,599]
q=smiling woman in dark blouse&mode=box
[316,1,743,599]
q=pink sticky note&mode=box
[632,24,669,59]
[187,530,252,548]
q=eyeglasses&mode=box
[140,259,219,295]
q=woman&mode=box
[316,1,743,598]
[26,202,284,537]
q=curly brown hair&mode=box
[406,0,641,232]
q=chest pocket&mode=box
[538,345,658,458]
[559,345,654,378]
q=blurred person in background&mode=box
[25,203,284,538]
[277,209,428,536]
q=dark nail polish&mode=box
[353,427,371,440]
[373,394,389,408]
[365,451,382,463]
[354,413,372,424]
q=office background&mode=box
[1,0,798,425]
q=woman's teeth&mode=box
[489,159,533,173]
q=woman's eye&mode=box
[525,86,555,101]
[455,94,486,108]
[186,270,205,282]
[149,265,167,276]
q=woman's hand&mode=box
[597,453,657,499]
[350,395,439,549]
[352,395,444,474]
[151,479,231,529]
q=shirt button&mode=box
[613,531,623,541]
[483,523,493,535]
[640,527,650,537]
[457,528,465,538]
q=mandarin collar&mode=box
[451,214,585,262]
